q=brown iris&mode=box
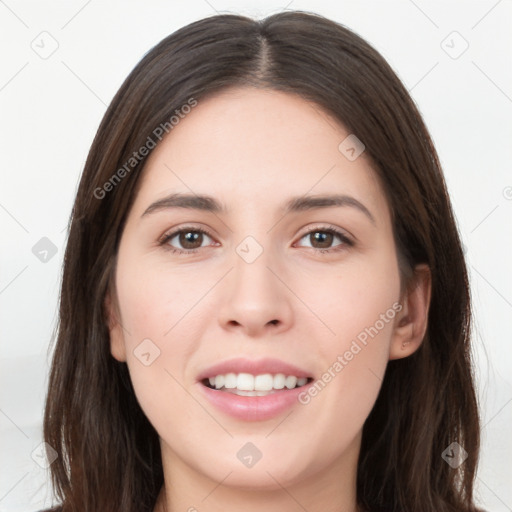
[309,231,334,249]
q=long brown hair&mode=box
[43,10,483,512]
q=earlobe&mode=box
[389,264,431,360]
[104,291,127,362]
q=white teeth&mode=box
[224,373,237,389]
[205,372,310,391]
[237,373,254,391]
[224,389,278,397]
[273,373,286,389]
[214,375,225,389]
[285,376,297,389]
[254,374,273,391]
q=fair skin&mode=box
[107,86,431,512]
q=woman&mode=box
[41,10,483,512]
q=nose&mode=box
[217,246,293,338]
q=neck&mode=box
[153,433,362,512]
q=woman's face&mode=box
[108,87,421,492]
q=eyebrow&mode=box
[141,192,376,224]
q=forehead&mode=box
[132,86,388,219]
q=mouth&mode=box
[201,373,315,397]
[196,359,316,420]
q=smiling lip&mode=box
[196,357,314,422]
[198,382,314,421]
[196,357,313,381]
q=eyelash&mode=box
[158,224,354,256]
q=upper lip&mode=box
[196,357,313,382]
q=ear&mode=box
[104,289,127,362]
[389,264,431,360]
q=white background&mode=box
[0,1,511,510]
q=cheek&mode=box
[115,253,209,345]
[292,249,400,424]
[113,254,236,432]
[297,246,401,350]
[289,295,398,474]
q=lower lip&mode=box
[198,383,312,422]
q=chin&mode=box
[208,464,304,491]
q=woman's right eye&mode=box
[159,228,216,254]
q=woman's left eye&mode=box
[295,227,353,253]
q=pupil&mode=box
[180,231,202,249]
[312,231,332,248]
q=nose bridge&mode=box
[231,233,279,302]
[217,232,293,335]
